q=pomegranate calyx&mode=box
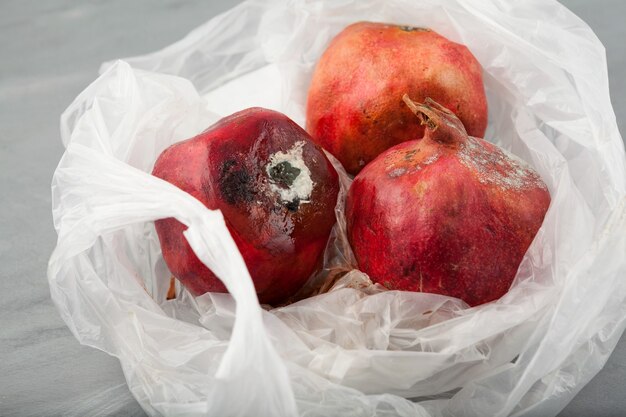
[402,94,468,147]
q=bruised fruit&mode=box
[153,108,340,305]
[306,22,488,175]
[346,96,550,306]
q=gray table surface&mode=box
[1,1,624,416]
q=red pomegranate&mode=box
[306,22,488,175]
[153,108,340,305]
[346,96,550,306]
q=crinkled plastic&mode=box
[48,0,626,416]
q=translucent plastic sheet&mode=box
[49,1,626,416]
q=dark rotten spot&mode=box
[218,159,255,205]
[402,261,418,277]
[284,198,300,212]
[269,161,301,188]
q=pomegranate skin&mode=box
[153,108,340,305]
[346,97,550,307]
[306,22,488,175]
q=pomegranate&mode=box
[346,96,550,306]
[153,108,339,305]
[306,22,488,175]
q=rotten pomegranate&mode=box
[306,22,488,175]
[153,108,340,305]
[346,96,550,306]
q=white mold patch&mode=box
[388,167,407,178]
[422,152,441,166]
[266,141,314,207]
[458,136,547,191]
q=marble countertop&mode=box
[1,1,624,416]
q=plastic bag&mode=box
[48,0,626,416]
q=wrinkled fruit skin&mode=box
[153,108,340,305]
[346,97,550,307]
[306,22,488,175]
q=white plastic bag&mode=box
[48,0,626,416]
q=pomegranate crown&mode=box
[402,94,468,146]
